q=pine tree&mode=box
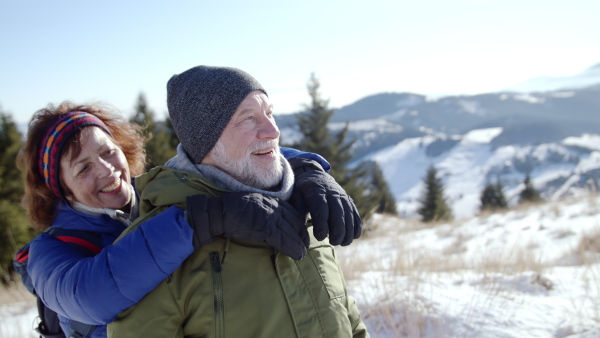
[480,183,497,211]
[0,109,32,282]
[293,73,352,176]
[290,73,396,221]
[369,161,397,214]
[417,165,452,222]
[129,93,177,170]
[164,116,180,151]
[519,173,541,204]
[0,113,24,203]
[130,92,157,133]
[480,179,508,211]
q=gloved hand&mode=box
[186,192,310,260]
[288,158,362,246]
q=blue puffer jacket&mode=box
[27,202,194,338]
[280,147,331,172]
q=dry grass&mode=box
[339,194,600,337]
[0,281,35,305]
[473,244,546,275]
[0,281,36,338]
[359,300,454,338]
[578,227,600,254]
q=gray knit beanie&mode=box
[167,65,266,163]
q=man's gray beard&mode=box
[209,139,284,190]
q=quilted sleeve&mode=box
[280,146,331,173]
[28,206,194,324]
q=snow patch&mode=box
[513,94,546,104]
[563,134,600,151]
[461,127,503,144]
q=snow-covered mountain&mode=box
[368,130,600,219]
[276,82,600,220]
[504,62,600,93]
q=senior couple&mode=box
[22,65,369,337]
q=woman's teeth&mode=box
[101,179,120,192]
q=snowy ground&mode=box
[336,194,600,337]
[1,195,599,337]
[0,286,36,338]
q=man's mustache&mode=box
[248,139,280,154]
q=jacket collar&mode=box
[165,144,294,201]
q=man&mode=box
[108,66,369,337]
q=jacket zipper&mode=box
[210,252,224,338]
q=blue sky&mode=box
[1,0,599,124]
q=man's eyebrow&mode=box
[235,108,253,118]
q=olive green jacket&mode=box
[108,167,368,338]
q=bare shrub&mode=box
[474,244,545,275]
[578,228,600,254]
[360,300,453,338]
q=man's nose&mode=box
[258,116,280,140]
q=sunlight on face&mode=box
[203,90,283,189]
[59,127,133,210]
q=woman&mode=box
[19,101,355,338]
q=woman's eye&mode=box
[78,165,89,175]
[103,149,115,157]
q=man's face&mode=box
[202,90,283,190]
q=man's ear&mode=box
[200,144,217,166]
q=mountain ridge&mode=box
[276,81,600,219]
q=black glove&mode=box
[288,158,362,246]
[186,192,310,260]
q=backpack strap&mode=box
[69,321,97,338]
[14,242,35,294]
[46,228,102,255]
[25,228,101,338]
[35,297,66,338]
[48,228,100,338]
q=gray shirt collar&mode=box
[69,182,138,226]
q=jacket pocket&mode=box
[307,245,346,299]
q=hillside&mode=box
[336,194,600,337]
[504,62,600,93]
[277,83,600,220]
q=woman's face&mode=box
[59,126,133,210]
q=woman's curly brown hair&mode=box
[17,101,148,230]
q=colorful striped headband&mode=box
[38,111,113,198]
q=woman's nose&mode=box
[97,159,114,178]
